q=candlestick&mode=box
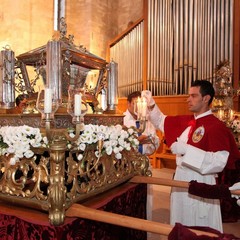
[74,94,82,116]
[44,88,52,114]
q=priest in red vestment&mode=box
[142,80,240,233]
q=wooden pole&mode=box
[65,176,240,237]
[129,176,240,196]
[66,203,218,237]
[130,175,188,188]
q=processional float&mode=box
[0,18,150,226]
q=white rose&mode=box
[115,152,122,159]
[77,154,83,161]
[106,145,113,155]
[79,143,86,151]
[24,150,34,158]
[10,156,18,165]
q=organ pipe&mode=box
[110,0,234,97]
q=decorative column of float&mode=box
[0,47,15,109]
[45,40,66,225]
[106,60,118,112]
[46,40,62,105]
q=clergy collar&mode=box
[194,109,212,120]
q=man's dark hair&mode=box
[16,94,29,106]
[191,80,215,105]
[127,91,141,103]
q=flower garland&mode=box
[0,124,139,165]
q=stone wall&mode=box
[0,0,143,59]
[114,0,143,34]
[0,0,53,56]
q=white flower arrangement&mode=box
[0,125,45,165]
[230,116,240,133]
[75,124,139,161]
[0,124,139,165]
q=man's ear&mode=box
[127,101,132,109]
[203,95,211,103]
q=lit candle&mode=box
[141,98,147,117]
[229,109,234,120]
[44,88,52,113]
[74,93,82,116]
[218,109,224,120]
[53,0,58,31]
[136,97,142,119]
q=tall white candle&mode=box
[53,0,58,31]
[136,97,142,119]
[218,109,224,120]
[229,109,234,120]
[141,98,147,117]
[44,88,52,113]
[74,94,82,116]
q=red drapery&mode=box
[0,183,147,240]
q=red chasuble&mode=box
[164,114,240,170]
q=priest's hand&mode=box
[141,90,155,109]
[229,182,240,206]
[170,139,188,155]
